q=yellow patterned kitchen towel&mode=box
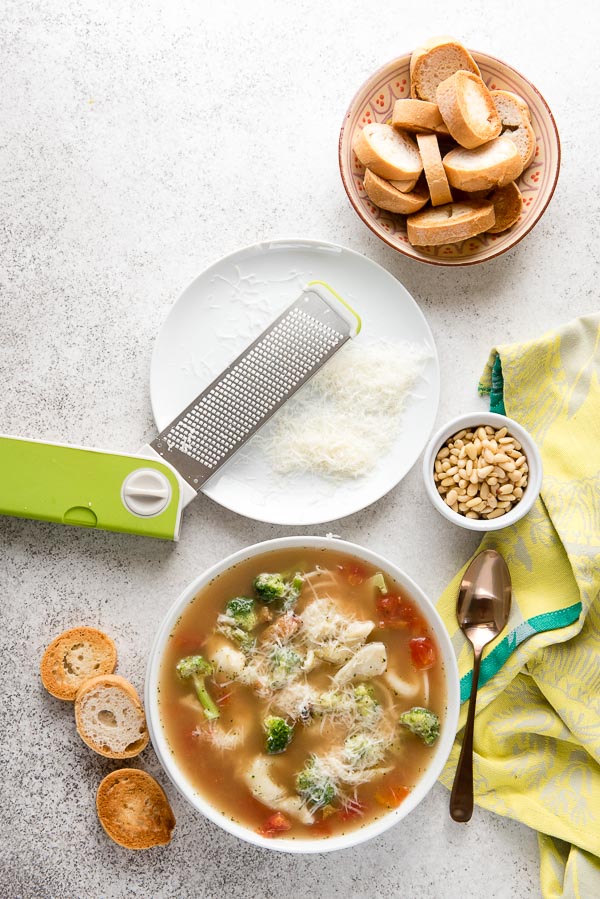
[436,315,600,899]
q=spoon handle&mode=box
[449,647,483,822]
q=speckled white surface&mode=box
[1,1,598,896]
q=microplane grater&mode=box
[150,285,359,491]
[0,281,360,539]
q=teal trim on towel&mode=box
[459,602,583,703]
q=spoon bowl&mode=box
[449,549,512,822]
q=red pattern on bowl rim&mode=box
[339,50,561,266]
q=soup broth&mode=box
[158,547,448,841]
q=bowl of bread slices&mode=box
[339,36,560,265]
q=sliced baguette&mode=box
[416,133,453,206]
[364,169,429,214]
[436,71,501,148]
[443,136,523,192]
[487,181,522,233]
[491,89,536,168]
[41,627,117,701]
[354,123,423,180]
[97,769,175,849]
[392,99,444,133]
[406,200,495,246]
[74,674,149,758]
[410,36,480,102]
[389,176,418,193]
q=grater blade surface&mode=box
[150,287,354,491]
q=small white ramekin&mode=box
[145,536,459,854]
[422,412,543,532]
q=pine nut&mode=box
[434,425,530,520]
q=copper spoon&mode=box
[449,549,511,823]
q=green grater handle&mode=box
[0,436,183,540]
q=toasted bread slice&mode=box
[364,169,429,214]
[406,200,495,246]
[97,769,175,849]
[443,136,523,192]
[74,674,149,758]
[389,176,418,193]
[410,36,480,102]
[436,71,501,148]
[487,181,522,233]
[416,133,453,206]
[41,627,117,701]
[353,123,423,180]
[491,90,536,168]
[392,99,444,133]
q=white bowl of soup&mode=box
[145,537,459,853]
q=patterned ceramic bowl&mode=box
[339,50,560,265]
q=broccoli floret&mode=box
[399,707,440,745]
[314,690,353,717]
[264,716,294,754]
[296,758,337,810]
[225,596,258,632]
[253,572,304,609]
[282,573,304,610]
[176,655,220,721]
[269,645,303,689]
[344,733,385,768]
[253,573,287,601]
[353,683,379,719]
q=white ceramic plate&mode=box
[150,239,440,525]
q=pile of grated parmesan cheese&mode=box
[260,339,431,479]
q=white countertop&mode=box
[2,1,597,896]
